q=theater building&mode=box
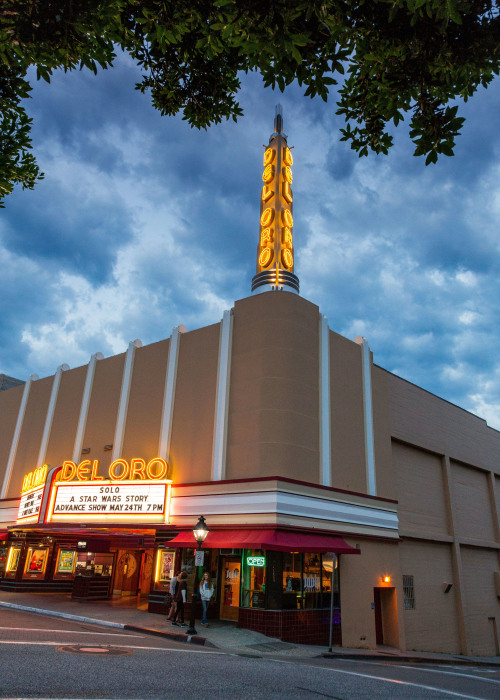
[1,110,499,654]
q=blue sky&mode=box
[2,53,500,430]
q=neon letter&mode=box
[282,249,294,269]
[61,461,77,481]
[146,458,169,480]
[259,248,273,268]
[282,227,293,247]
[76,460,92,481]
[282,181,293,204]
[130,458,147,480]
[263,148,275,166]
[262,164,274,183]
[109,459,129,481]
[261,185,274,203]
[282,209,293,227]
[283,147,293,166]
[260,208,274,227]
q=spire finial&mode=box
[274,104,284,135]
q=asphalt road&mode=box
[1,609,500,699]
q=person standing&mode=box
[166,573,178,621]
[171,571,187,627]
[199,572,214,626]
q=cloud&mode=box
[1,55,500,433]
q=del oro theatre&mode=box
[1,110,500,654]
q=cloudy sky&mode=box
[2,53,500,430]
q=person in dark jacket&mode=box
[171,571,187,627]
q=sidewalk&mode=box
[1,590,499,665]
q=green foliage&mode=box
[1,1,499,204]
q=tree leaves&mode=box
[1,0,500,204]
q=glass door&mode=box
[220,557,241,621]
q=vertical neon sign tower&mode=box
[251,106,300,295]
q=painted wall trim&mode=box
[158,325,186,462]
[319,314,332,487]
[37,363,69,467]
[170,490,398,531]
[212,309,233,481]
[356,336,377,496]
[112,339,143,461]
[0,374,39,499]
[72,353,104,463]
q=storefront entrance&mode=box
[113,549,154,597]
[220,556,241,621]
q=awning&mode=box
[166,528,359,554]
[0,531,9,541]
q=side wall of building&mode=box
[387,371,500,656]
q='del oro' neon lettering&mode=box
[263,148,275,166]
[260,208,274,227]
[60,457,169,482]
[259,248,273,267]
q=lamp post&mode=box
[322,553,338,653]
[186,515,209,635]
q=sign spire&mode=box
[251,106,299,295]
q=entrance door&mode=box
[373,587,399,647]
[138,550,154,597]
[220,557,241,621]
[114,550,141,596]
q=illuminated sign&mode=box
[257,141,295,277]
[246,556,266,567]
[60,457,169,482]
[46,480,172,524]
[22,464,47,494]
[17,485,44,522]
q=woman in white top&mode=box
[199,572,214,626]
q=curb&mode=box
[321,652,500,667]
[0,601,207,646]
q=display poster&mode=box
[7,547,21,573]
[194,550,205,566]
[25,548,48,574]
[57,550,76,574]
[159,550,175,581]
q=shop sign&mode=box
[47,480,172,523]
[60,457,169,482]
[257,144,295,274]
[246,556,266,567]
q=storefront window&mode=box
[74,552,114,577]
[241,549,266,608]
[303,553,322,608]
[283,553,302,609]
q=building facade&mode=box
[1,111,499,654]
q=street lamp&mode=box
[322,552,338,653]
[186,516,209,635]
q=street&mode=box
[1,609,500,699]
